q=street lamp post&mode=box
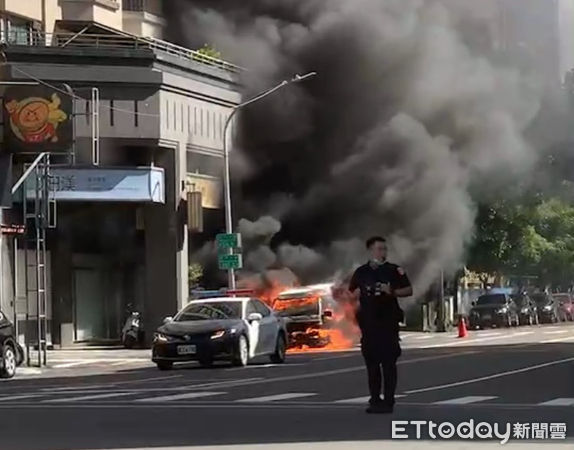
[222,72,316,289]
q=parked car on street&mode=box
[0,310,24,379]
[552,293,574,321]
[531,293,560,323]
[469,293,520,329]
[152,296,288,370]
[511,292,539,326]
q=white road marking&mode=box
[51,361,99,369]
[236,393,316,403]
[136,392,225,403]
[404,356,574,394]
[44,392,135,403]
[477,332,502,337]
[509,331,534,337]
[544,330,570,335]
[414,335,434,340]
[541,336,574,343]
[539,398,574,406]
[434,396,497,405]
[335,394,406,404]
[0,395,38,402]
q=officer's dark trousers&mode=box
[360,323,401,404]
[366,359,398,404]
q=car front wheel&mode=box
[0,344,17,379]
[156,361,173,371]
[270,333,286,364]
[232,335,249,367]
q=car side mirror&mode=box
[471,301,476,307]
[247,312,262,322]
[322,310,333,319]
[0,312,4,321]
[163,316,173,324]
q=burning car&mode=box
[272,284,340,349]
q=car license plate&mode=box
[483,314,491,320]
[177,345,196,355]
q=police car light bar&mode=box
[190,289,222,299]
[223,289,255,297]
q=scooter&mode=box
[122,309,143,349]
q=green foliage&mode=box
[188,263,203,289]
[193,44,222,65]
[467,195,574,287]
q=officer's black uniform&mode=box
[349,261,411,408]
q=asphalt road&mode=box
[1,325,573,449]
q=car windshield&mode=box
[476,294,506,305]
[553,294,571,304]
[511,295,527,306]
[532,294,550,305]
[175,302,242,321]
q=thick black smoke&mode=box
[166,0,554,295]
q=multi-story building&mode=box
[0,1,241,350]
[494,0,562,84]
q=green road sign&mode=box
[216,233,242,250]
[218,253,243,270]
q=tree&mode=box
[467,195,574,288]
[189,263,203,290]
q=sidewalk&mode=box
[15,348,152,378]
[86,441,573,449]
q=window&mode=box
[110,100,115,126]
[2,16,32,45]
[253,300,271,317]
[134,101,139,127]
[165,100,169,129]
[245,301,258,317]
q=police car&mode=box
[152,290,288,370]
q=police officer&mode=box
[348,236,413,414]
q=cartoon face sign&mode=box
[17,100,50,131]
[5,93,68,144]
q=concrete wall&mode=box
[0,0,43,21]
[123,11,165,39]
[60,0,123,31]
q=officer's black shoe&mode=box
[366,397,393,414]
[366,402,393,414]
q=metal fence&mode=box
[1,30,242,74]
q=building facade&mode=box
[0,1,241,348]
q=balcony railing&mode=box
[123,0,145,12]
[0,30,242,74]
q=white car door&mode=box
[244,300,260,358]
[254,299,279,354]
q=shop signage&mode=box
[3,85,73,153]
[26,167,165,203]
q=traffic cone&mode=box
[457,316,468,338]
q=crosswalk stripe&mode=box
[539,398,574,406]
[541,336,574,343]
[236,393,316,403]
[434,396,497,405]
[0,395,37,402]
[544,330,569,335]
[136,392,224,403]
[44,392,134,403]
